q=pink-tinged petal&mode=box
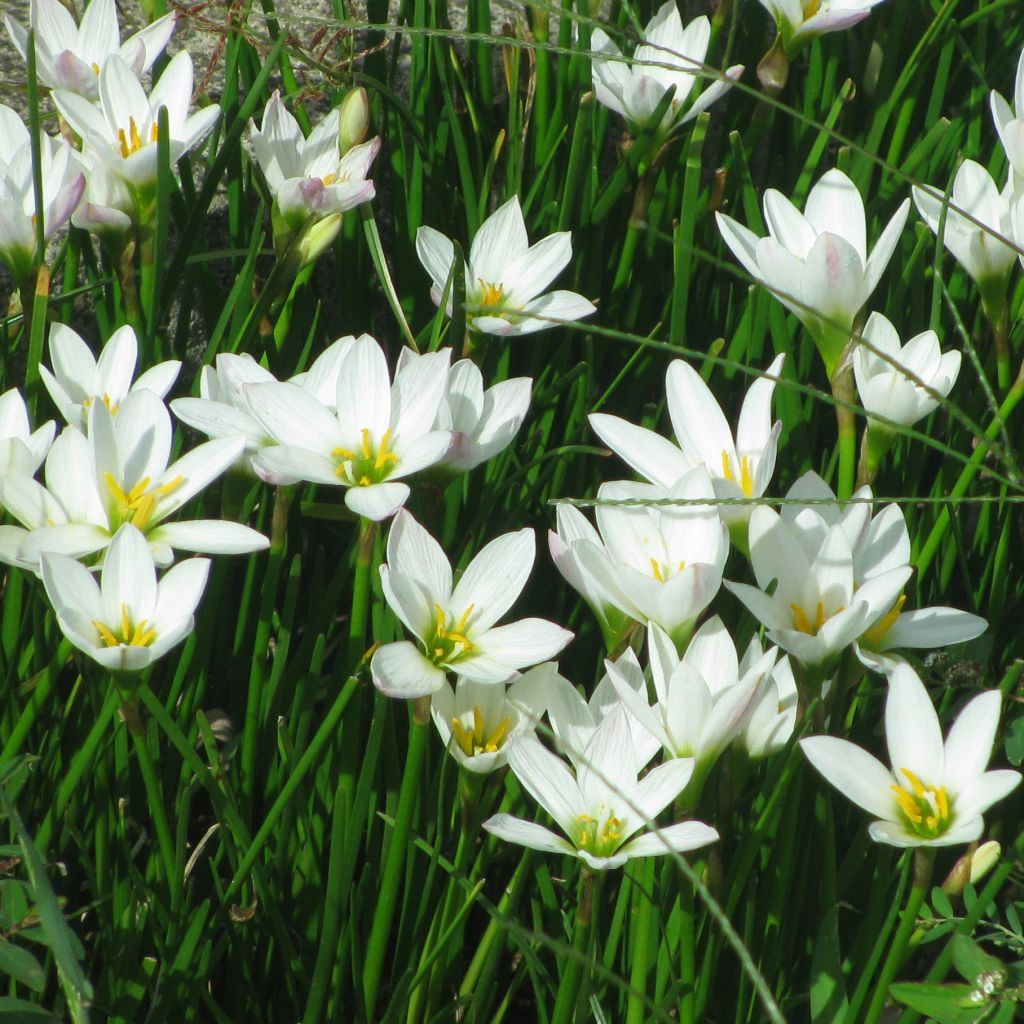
[588,413,690,488]
[482,814,576,857]
[124,11,177,73]
[149,520,268,555]
[470,195,529,283]
[460,619,573,679]
[386,510,452,604]
[344,481,410,521]
[621,821,719,858]
[371,641,447,698]
[802,232,867,329]
[885,664,944,783]
[800,736,896,818]
[942,691,1001,786]
[450,528,535,631]
[505,734,581,834]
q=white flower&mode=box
[855,606,987,675]
[801,663,1020,847]
[434,359,532,473]
[247,336,453,521]
[430,664,553,774]
[41,323,180,431]
[371,511,573,699]
[551,472,728,649]
[1,391,266,570]
[40,523,209,673]
[249,90,379,235]
[756,0,887,53]
[416,195,596,336]
[69,148,135,242]
[0,105,84,283]
[725,497,911,669]
[609,619,778,771]
[991,48,1024,180]
[589,3,742,131]
[4,0,176,101]
[589,354,785,526]
[737,634,797,759]
[483,705,719,870]
[0,388,55,479]
[716,168,909,376]
[912,162,1016,292]
[853,312,961,428]
[53,52,219,191]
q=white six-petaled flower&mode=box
[801,663,1020,847]
[371,511,573,699]
[416,195,596,336]
[756,0,888,54]
[589,2,743,132]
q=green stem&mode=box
[625,858,656,1024]
[863,848,935,1024]
[916,360,1024,579]
[362,698,432,1020]
[551,869,596,1024]
[832,360,857,501]
[678,862,698,1024]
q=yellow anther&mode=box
[322,173,337,186]
[93,603,157,648]
[478,280,505,308]
[721,450,735,483]
[739,455,754,498]
[805,0,821,15]
[484,716,511,753]
[650,558,665,583]
[94,621,119,647]
[451,717,475,757]
[359,428,373,460]
[791,603,814,635]
[332,445,356,460]
[91,62,100,75]
[891,767,952,838]
[472,705,485,743]
[861,594,908,647]
[601,816,623,842]
[901,768,926,798]
[891,784,922,823]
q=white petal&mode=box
[371,641,447,698]
[800,736,896,819]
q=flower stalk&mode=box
[550,869,598,1024]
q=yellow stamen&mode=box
[861,594,908,647]
[791,603,814,635]
[478,280,505,308]
[739,455,754,498]
[105,473,185,530]
[805,0,822,15]
[601,816,623,842]
[721,450,734,483]
[91,62,100,75]
[322,172,337,186]
[93,603,158,648]
[451,717,475,757]
[650,557,665,583]
[891,767,952,838]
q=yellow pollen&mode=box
[650,558,665,583]
[791,601,841,635]
[891,767,952,838]
[430,604,477,664]
[91,62,101,75]
[105,473,185,529]
[478,280,505,308]
[82,393,119,413]
[322,173,337,186]
[93,603,158,648]
[721,451,755,497]
[601,816,623,842]
[117,116,148,159]
[451,707,511,757]
[861,594,908,647]
[332,429,399,484]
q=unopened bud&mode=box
[941,841,1001,896]
[757,34,789,97]
[339,87,370,153]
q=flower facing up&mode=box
[853,312,961,428]
[716,169,909,376]
[4,0,175,101]
[608,619,779,775]
[53,51,219,193]
[0,105,85,283]
[725,496,911,669]
[249,89,379,254]
[483,705,719,870]
[801,663,1020,847]
[756,0,887,55]
[991,48,1024,179]
[433,358,532,473]
[41,324,180,432]
[590,354,785,529]
[40,522,209,673]
[1,391,266,570]
[912,162,1017,309]
[247,335,453,521]
[551,472,729,649]
[371,511,573,699]
[0,389,55,479]
[430,663,553,774]
[416,195,596,336]
[589,3,743,132]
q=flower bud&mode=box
[339,87,370,154]
[941,841,1001,896]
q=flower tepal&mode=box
[801,663,1020,847]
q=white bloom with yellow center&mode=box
[40,523,209,673]
[756,0,887,52]
[4,0,175,101]
[801,664,1020,847]
[371,511,573,699]
[247,335,454,521]
[590,354,785,526]
[41,323,180,432]
[416,195,596,336]
[483,705,718,870]
[53,51,219,190]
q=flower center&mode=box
[451,705,511,757]
[721,450,754,497]
[427,604,476,666]
[860,594,907,648]
[891,767,952,838]
[82,393,119,414]
[574,811,626,857]
[790,600,844,635]
[650,557,686,583]
[105,473,185,531]
[117,116,158,159]
[93,603,158,648]
[477,280,505,309]
[332,427,400,487]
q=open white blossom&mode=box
[0,389,55,479]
